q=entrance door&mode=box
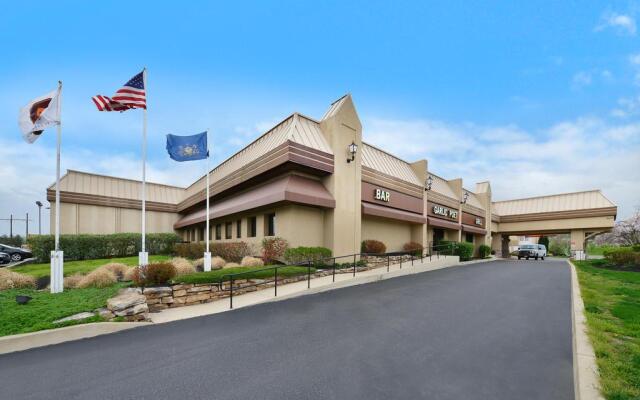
[433,229,445,249]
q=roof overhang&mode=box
[461,224,487,235]
[427,216,460,231]
[174,175,335,229]
[362,202,427,224]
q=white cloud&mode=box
[611,95,640,118]
[571,71,592,89]
[363,116,640,219]
[595,12,637,35]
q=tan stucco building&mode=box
[47,95,618,257]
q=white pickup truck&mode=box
[517,244,546,260]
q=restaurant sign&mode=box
[433,205,458,220]
[374,188,390,202]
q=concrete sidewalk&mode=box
[150,255,460,323]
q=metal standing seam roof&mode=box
[48,170,186,204]
[322,94,349,120]
[463,188,484,209]
[427,173,459,200]
[492,190,616,216]
[361,143,422,186]
[185,113,333,197]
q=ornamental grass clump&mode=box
[170,257,196,276]
[212,256,226,270]
[63,273,84,289]
[77,268,117,288]
[0,269,36,290]
[223,262,239,268]
[99,263,129,281]
[241,256,264,267]
[123,267,137,281]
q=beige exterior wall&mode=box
[495,215,615,235]
[50,202,178,234]
[362,216,412,252]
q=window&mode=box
[265,213,276,236]
[236,220,242,238]
[465,233,474,243]
[248,216,257,237]
[433,229,444,246]
[225,222,232,239]
[199,227,205,242]
[215,224,222,240]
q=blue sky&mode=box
[1,1,639,235]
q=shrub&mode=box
[123,267,137,281]
[224,262,240,268]
[173,241,252,262]
[99,263,129,281]
[77,268,117,288]
[0,269,36,290]
[402,242,423,256]
[284,247,332,265]
[361,240,386,254]
[212,256,226,269]
[603,247,640,267]
[478,245,492,259]
[262,237,288,263]
[438,241,474,261]
[241,256,264,267]
[132,262,177,286]
[193,258,205,272]
[63,273,84,289]
[174,242,205,259]
[0,235,24,247]
[170,257,196,276]
[27,233,180,262]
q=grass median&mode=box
[10,255,171,278]
[0,284,127,337]
[574,259,640,400]
[176,265,316,285]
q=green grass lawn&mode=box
[10,255,171,278]
[0,284,127,337]
[177,265,315,284]
[574,259,640,400]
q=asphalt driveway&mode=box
[0,259,573,400]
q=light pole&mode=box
[36,201,43,235]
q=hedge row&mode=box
[174,241,253,262]
[284,246,332,265]
[603,246,640,268]
[437,241,475,261]
[27,233,180,262]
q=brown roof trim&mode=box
[362,202,426,224]
[48,169,186,191]
[461,224,487,235]
[174,175,335,229]
[498,207,618,223]
[427,192,460,209]
[46,190,178,213]
[427,217,460,231]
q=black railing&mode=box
[220,243,460,309]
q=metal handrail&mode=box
[219,243,461,309]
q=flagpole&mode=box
[51,81,63,293]
[139,68,148,267]
[204,129,211,272]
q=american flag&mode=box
[92,70,146,111]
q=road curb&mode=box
[569,260,604,400]
[0,322,150,356]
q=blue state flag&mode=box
[166,132,209,162]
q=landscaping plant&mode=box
[402,242,423,256]
[261,237,288,263]
[241,256,264,267]
[77,268,117,288]
[478,244,492,259]
[284,246,332,265]
[0,269,36,290]
[170,257,196,276]
[132,262,177,286]
[361,240,386,254]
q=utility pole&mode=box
[26,212,29,237]
[9,214,12,238]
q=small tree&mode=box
[613,210,640,246]
[261,237,289,264]
[538,236,550,250]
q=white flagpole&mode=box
[204,129,212,272]
[139,68,148,267]
[51,81,64,293]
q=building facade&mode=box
[48,95,618,256]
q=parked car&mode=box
[0,252,10,265]
[517,244,546,260]
[0,244,33,262]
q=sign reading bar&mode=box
[433,205,457,220]
[374,188,390,202]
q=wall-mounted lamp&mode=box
[425,175,433,191]
[346,141,358,163]
[461,191,469,204]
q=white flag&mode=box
[19,86,61,144]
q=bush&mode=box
[27,233,180,262]
[173,241,252,262]
[438,241,474,261]
[361,240,386,254]
[224,262,240,268]
[0,269,36,290]
[603,247,640,267]
[170,257,196,276]
[478,245,492,258]
[0,235,24,247]
[132,262,177,286]
[123,267,137,282]
[77,269,117,288]
[284,247,332,265]
[212,256,226,269]
[241,256,264,267]
[402,242,423,256]
[261,237,288,263]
